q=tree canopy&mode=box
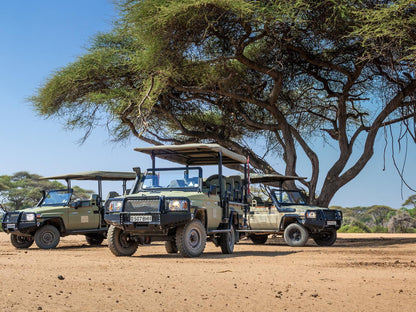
[32,0,416,207]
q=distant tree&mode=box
[367,206,395,228]
[387,210,415,233]
[403,194,416,210]
[0,172,93,211]
[32,0,416,207]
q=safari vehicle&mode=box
[1,171,135,249]
[246,174,343,247]
[104,144,251,258]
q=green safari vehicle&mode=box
[1,171,136,249]
[246,174,343,246]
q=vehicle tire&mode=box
[165,238,178,254]
[283,223,309,247]
[176,219,206,258]
[250,234,269,245]
[107,225,139,256]
[34,225,61,249]
[85,233,105,246]
[10,234,34,249]
[218,225,235,254]
[313,229,337,246]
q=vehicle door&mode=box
[66,200,100,231]
[248,201,280,230]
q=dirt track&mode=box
[1,232,415,312]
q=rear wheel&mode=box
[35,225,60,249]
[108,225,139,256]
[283,223,309,247]
[218,225,235,254]
[86,233,105,246]
[176,219,206,258]
[313,229,337,246]
[165,238,178,254]
[10,235,34,249]
[250,234,269,245]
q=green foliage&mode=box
[31,0,416,207]
[0,172,93,211]
[335,196,416,233]
[339,225,368,233]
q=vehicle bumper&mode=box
[2,221,38,236]
[105,212,192,234]
[302,210,343,233]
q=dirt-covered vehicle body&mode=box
[104,144,250,257]
[246,174,343,246]
[1,171,135,249]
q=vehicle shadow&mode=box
[28,244,109,251]
[261,236,416,248]
[332,236,416,248]
[135,250,298,259]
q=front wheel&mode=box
[34,225,61,249]
[313,229,337,246]
[86,233,105,246]
[283,223,309,247]
[218,225,235,254]
[10,234,34,249]
[176,219,206,258]
[165,238,178,254]
[107,225,139,256]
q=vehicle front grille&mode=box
[322,210,337,220]
[4,212,20,223]
[124,197,161,213]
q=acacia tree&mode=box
[32,0,416,207]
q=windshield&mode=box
[140,167,202,190]
[272,189,307,205]
[40,189,72,206]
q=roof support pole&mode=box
[97,176,103,199]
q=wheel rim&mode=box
[41,231,56,245]
[17,236,30,243]
[119,231,133,248]
[187,228,202,249]
[289,229,301,241]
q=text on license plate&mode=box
[130,215,152,223]
[327,220,337,226]
[7,224,16,229]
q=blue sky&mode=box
[0,1,415,208]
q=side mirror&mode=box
[71,201,82,209]
[208,185,217,197]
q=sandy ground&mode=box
[0,232,415,312]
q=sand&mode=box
[0,232,415,311]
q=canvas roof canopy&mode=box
[250,174,306,184]
[40,171,136,181]
[134,144,246,168]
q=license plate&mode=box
[327,220,337,226]
[7,224,16,229]
[130,215,152,223]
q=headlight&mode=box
[22,213,36,222]
[108,201,123,212]
[167,200,188,211]
[306,211,317,219]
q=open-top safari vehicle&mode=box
[246,174,343,246]
[104,143,342,258]
[104,144,250,257]
[1,171,135,249]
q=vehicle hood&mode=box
[124,190,204,200]
[281,205,328,213]
[13,205,67,215]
